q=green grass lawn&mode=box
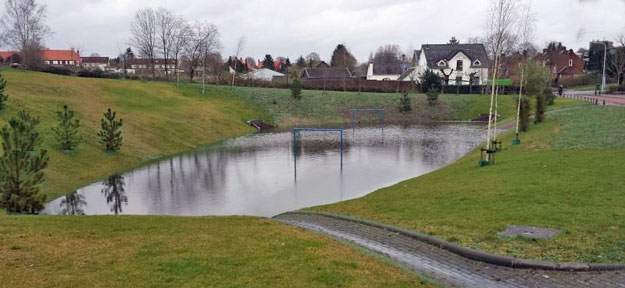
[217,85,520,127]
[0,71,428,287]
[314,104,625,264]
[0,215,429,288]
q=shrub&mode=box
[290,79,302,100]
[32,65,73,76]
[419,70,442,93]
[0,112,49,214]
[398,91,412,113]
[519,98,531,132]
[0,72,9,111]
[52,105,81,151]
[545,87,555,105]
[98,108,123,151]
[535,93,546,124]
[426,88,439,106]
[607,85,625,93]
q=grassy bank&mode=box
[0,215,429,287]
[1,70,269,201]
[315,104,625,263]
[0,71,427,287]
[218,85,520,127]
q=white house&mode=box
[242,68,284,81]
[412,42,490,86]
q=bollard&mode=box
[603,100,606,106]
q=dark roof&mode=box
[422,44,490,69]
[372,63,402,75]
[302,68,352,79]
[81,57,109,64]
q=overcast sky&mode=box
[33,0,625,62]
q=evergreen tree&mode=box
[296,56,306,68]
[291,79,302,100]
[0,113,49,214]
[18,110,42,148]
[98,108,123,151]
[0,73,9,111]
[519,97,531,132]
[52,105,81,151]
[263,54,275,71]
[535,93,545,124]
[426,88,439,106]
[398,91,412,113]
[419,70,442,93]
[330,44,357,71]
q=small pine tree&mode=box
[0,73,9,111]
[290,79,302,100]
[398,91,412,113]
[519,98,531,132]
[98,108,123,151]
[535,93,546,124]
[426,88,439,106]
[0,114,49,213]
[52,105,81,151]
[17,110,42,148]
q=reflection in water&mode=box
[59,192,87,215]
[101,174,127,215]
[43,124,485,217]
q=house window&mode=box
[473,60,481,66]
[53,61,58,65]
[568,59,573,67]
[438,60,446,67]
[456,60,463,71]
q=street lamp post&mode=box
[592,41,608,93]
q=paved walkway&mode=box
[276,212,625,288]
[561,91,625,106]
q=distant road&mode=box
[562,90,625,106]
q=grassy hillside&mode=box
[1,70,268,200]
[316,104,625,264]
[218,85,521,127]
[0,71,428,287]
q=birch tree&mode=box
[129,7,157,77]
[514,2,535,143]
[485,0,519,157]
[0,0,51,68]
[609,34,625,86]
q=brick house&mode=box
[42,49,82,67]
[535,43,584,82]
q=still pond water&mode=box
[44,124,485,217]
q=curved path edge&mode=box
[278,211,625,272]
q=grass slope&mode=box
[0,71,427,287]
[1,71,265,200]
[316,104,625,263]
[219,85,520,127]
[0,216,429,288]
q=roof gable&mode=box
[422,44,489,69]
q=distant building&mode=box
[412,40,490,86]
[300,68,353,80]
[42,49,81,67]
[129,58,176,74]
[242,68,284,81]
[0,51,20,66]
[81,57,109,70]
[535,43,584,81]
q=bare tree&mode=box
[0,0,51,68]
[171,17,190,84]
[183,21,220,91]
[609,36,625,85]
[306,52,321,68]
[155,7,178,78]
[231,35,246,88]
[514,1,535,142]
[485,0,519,158]
[129,7,157,77]
[372,44,402,74]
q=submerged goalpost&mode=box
[292,128,344,171]
[350,109,385,128]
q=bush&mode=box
[98,108,123,151]
[32,65,73,76]
[0,111,48,214]
[290,79,302,100]
[535,93,546,124]
[0,72,9,111]
[519,98,531,132]
[419,70,442,93]
[398,91,412,113]
[607,85,625,93]
[426,88,439,106]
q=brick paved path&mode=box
[276,213,625,288]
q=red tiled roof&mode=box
[0,51,19,60]
[41,50,81,62]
